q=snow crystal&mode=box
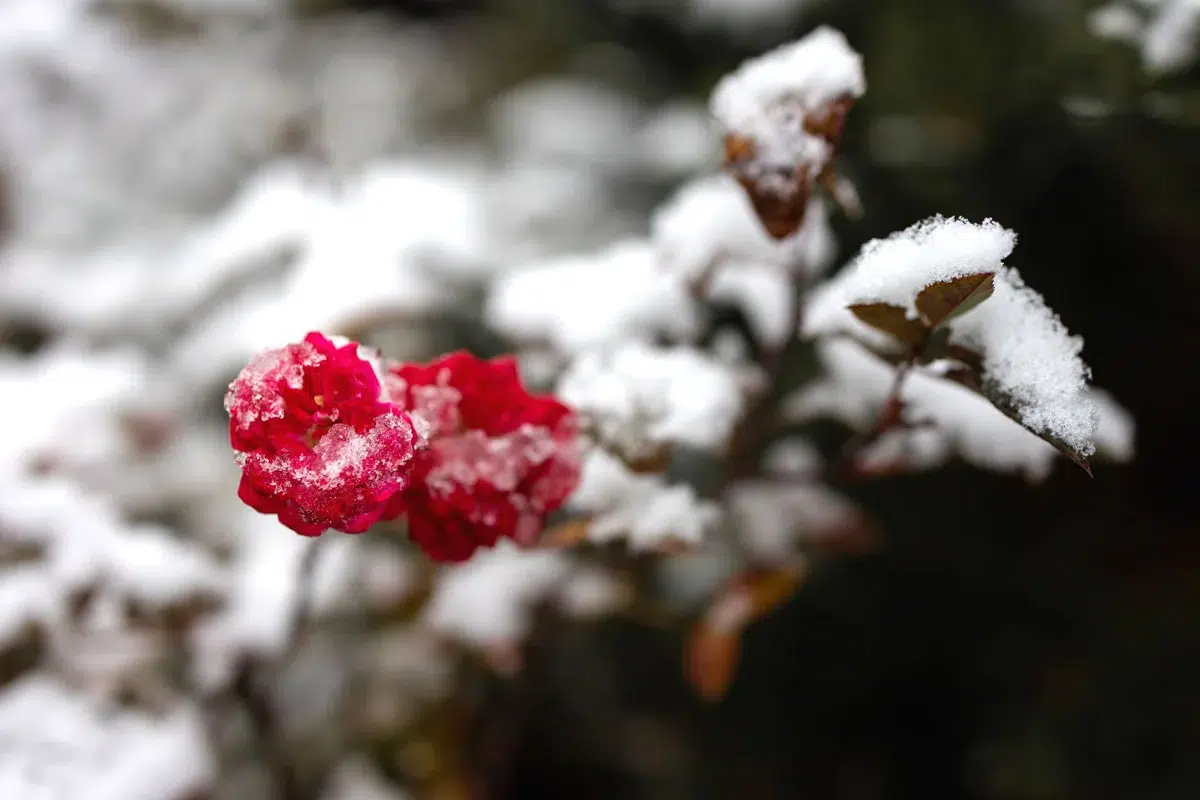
[244,412,418,514]
[785,338,1072,480]
[424,424,561,501]
[802,217,1097,455]
[486,240,698,353]
[949,270,1096,455]
[224,339,321,430]
[0,676,213,800]
[817,216,1017,312]
[569,449,720,551]
[557,343,744,460]
[422,542,571,647]
[710,26,865,181]
[652,173,836,281]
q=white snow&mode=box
[710,26,865,183]
[802,217,1097,456]
[486,240,699,353]
[569,449,720,551]
[652,173,836,280]
[557,343,745,459]
[785,338,1076,480]
[422,542,571,647]
[0,676,213,800]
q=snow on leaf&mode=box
[568,449,719,553]
[421,541,571,649]
[0,676,213,800]
[557,343,745,461]
[804,217,1097,459]
[651,173,836,281]
[486,240,698,354]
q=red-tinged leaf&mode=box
[684,622,740,702]
[848,303,929,348]
[737,175,811,239]
[915,272,995,328]
[803,95,856,147]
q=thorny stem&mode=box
[229,539,323,800]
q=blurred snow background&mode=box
[0,0,1193,798]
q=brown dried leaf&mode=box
[684,623,739,702]
[738,175,810,239]
[685,564,808,701]
[915,272,995,328]
[848,303,928,348]
[803,96,856,147]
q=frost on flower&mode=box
[382,351,582,563]
[652,173,836,281]
[803,217,1101,461]
[557,343,745,463]
[569,449,720,552]
[710,26,865,238]
[0,676,213,800]
[226,332,421,536]
[485,240,698,354]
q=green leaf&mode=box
[915,272,995,328]
[848,303,928,348]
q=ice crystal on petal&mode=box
[383,351,582,562]
[226,332,421,535]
